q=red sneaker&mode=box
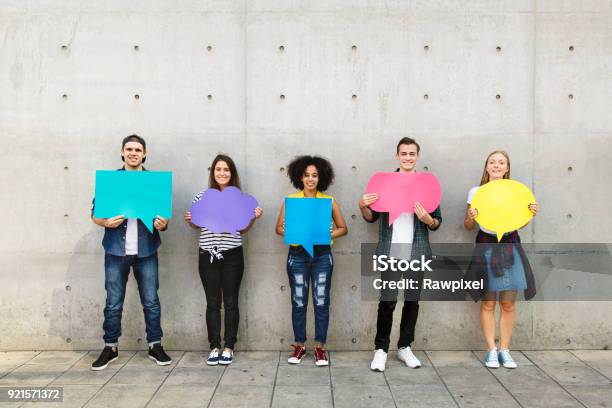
[288,344,306,364]
[314,346,329,367]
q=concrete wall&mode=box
[1,1,611,351]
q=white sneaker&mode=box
[498,349,518,369]
[485,348,500,368]
[370,349,387,372]
[397,347,421,368]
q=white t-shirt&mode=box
[466,186,496,235]
[125,218,138,255]
[391,212,414,260]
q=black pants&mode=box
[198,246,244,350]
[374,300,419,353]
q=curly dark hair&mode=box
[287,155,335,192]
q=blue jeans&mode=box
[103,253,163,344]
[286,246,333,344]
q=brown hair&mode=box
[208,154,241,190]
[479,150,511,185]
[396,137,420,154]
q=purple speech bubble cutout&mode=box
[189,186,259,235]
[365,172,442,225]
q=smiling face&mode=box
[301,164,319,193]
[485,152,509,181]
[396,143,419,172]
[214,160,232,189]
[121,141,146,170]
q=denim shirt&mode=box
[92,167,163,258]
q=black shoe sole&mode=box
[91,356,118,371]
[148,355,172,366]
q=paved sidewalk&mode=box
[0,350,611,407]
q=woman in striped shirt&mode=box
[184,154,262,365]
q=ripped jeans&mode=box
[286,245,333,344]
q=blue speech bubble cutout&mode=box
[284,197,332,256]
[94,170,173,232]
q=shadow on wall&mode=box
[47,225,145,349]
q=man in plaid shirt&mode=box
[359,137,442,372]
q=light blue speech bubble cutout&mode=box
[94,170,173,232]
[284,197,332,256]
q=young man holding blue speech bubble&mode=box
[90,134,172,370]
[359,137,442,372]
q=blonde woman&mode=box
[464,151,538,369]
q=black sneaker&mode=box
[91,346,118,371]
[148,343,172,366]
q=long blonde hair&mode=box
[480,150,511,185]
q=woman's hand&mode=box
[184,210,192,223]
[359,193,378,209]
[468,207,478,220]
[255,207,263,219]
[528,203,539,216]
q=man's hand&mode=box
[103,215,125,228]
[154,216,168,231]
[414,202,434,225]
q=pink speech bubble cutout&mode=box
[365,172,442,225]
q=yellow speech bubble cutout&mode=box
[471,179,536,242]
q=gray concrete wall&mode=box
[1,1,611,351]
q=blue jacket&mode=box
[92,167,163,258]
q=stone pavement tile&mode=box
[147,384,215,408]
[271,385,333,408]
[218,364,276,386]
[489,366,581,408]
[427,351,482,367]
[177,352,207,367]
[328,351,373,367]
[163,366,224,386]
[330,365,387,386]
[332,385,395,408]
[275,365,331,386]
[84,384,157,408]
[570,350,612,379]
[0,351,39,369]
[537,364,611,386]
[20,384,102,408]
[390,384,456,408]
[231,351,280,367]
[473,350,534,366]
[122,350,183,368]
[436,365,521,407]
[53,351,135,385]
[522,351,583,366]
[570,350,612,365]
[108,365,173,385]
[385,365,444,386]
[565,384,612,408]
[0,364,67,386]
[28,351,86,367]
[209,385,273,408]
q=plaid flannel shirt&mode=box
[364,169,442,259]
